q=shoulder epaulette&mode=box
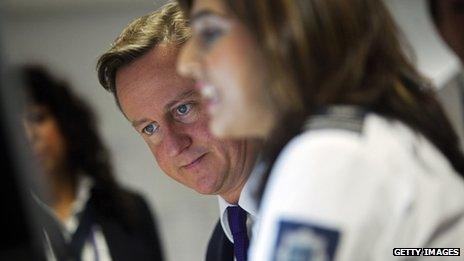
[304,106,366,134]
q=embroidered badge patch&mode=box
[273,220,340,261]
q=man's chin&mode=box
[193,185,218,195]
[192,178,220,195]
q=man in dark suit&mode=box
[96,2,260,261]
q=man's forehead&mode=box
[115,45,197,122]
[116,44,180,86]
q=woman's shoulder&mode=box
[117,188,147,203]
[114,188,153,215]
[282,107,395,154]
[270,110,458,191]
[282,111,441,163]
[91,184,154,221]
[275,110,377,167]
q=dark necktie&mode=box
[227,206,249,261]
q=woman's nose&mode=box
[177,39,202,80]
[23,121,37,141]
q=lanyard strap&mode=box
[36,197,96,261]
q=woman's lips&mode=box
[195,82,219,112]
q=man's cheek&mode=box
[151,147,168,170]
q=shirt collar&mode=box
[218,163,262,242]
[33,174,94,234]
[71,175,93,217]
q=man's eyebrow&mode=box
[132,118,150,128]
[165,89,198,111]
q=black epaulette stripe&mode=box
[304,106,366,134]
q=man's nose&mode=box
[163,125,192,157]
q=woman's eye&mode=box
[199,27,223,46]
[26,111,47,124]
[142,122,158,136]
[175,103,192,116]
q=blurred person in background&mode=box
[429,0,464,63]
[429,0,464,148]
[428,0,464,144]
[96,2,260,261]
[177,0,464,260]
[22,65,164,261]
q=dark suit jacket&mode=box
[96,190,164,261]
[35,188,164,261]
[206,219,233,261]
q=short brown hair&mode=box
[97,1,190,104]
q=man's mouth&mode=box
[181,153,207,170]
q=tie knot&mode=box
[227,206,247,235]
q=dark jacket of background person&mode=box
[91,189,163,260]
[22,66,164,261]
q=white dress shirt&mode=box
[35,175,112,261]
[218,164,262,244]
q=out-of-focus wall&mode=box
[1,1,218,260]
[385,0,464,145]
[385,0,462,87]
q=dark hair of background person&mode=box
[21,65,137,227]
[428,0,440,22]
[428,0,464,62]
[178,0,464,201]
[428,0,464,23]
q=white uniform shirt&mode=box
[250,113,464,260]
[35,175,112,261]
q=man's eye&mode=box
[175,104,192,116]
[142,122,159,136]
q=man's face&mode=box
[115,43,257,198]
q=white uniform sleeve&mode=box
[249,130,413,261]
